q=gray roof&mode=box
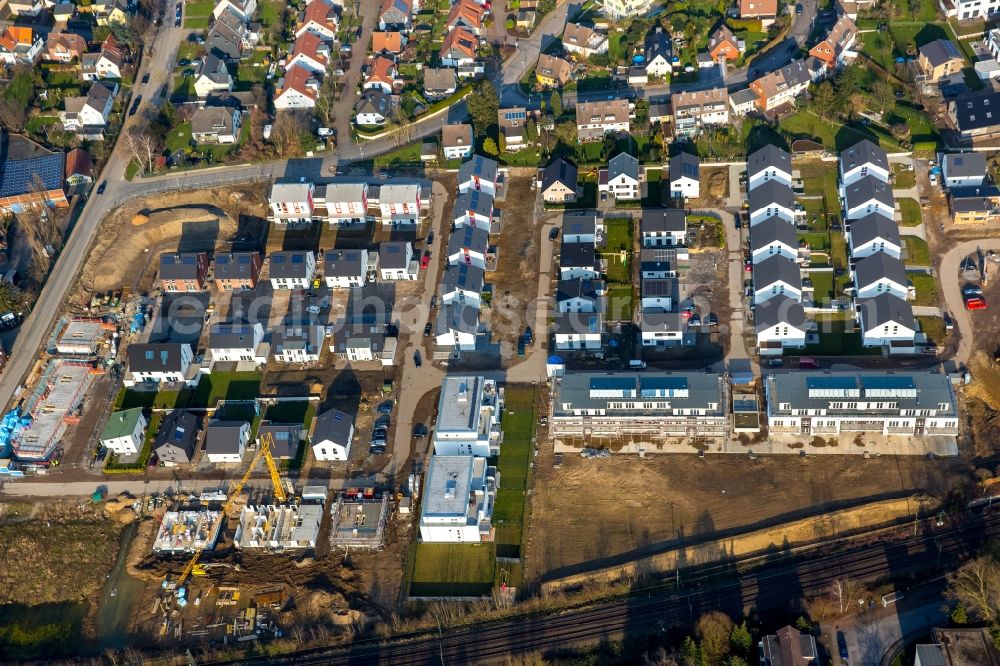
[272,324,324,354]
[641,277,678,300]
[754,294,806,332]
[214,252,259,281]
[950,91,1000,132]
[357,89,394,117]
[423,67,457,92]
[844,175,894,211]
[560,241,597,269]
[857,293,914,329]
[669,151,699,183]
[324,249,366,277]
[753,255,802,290]
[640,247,675,272]
[379,241,411,269]
[159,253,204,280]
[848,214,900,249]
[204,421,248,455]
[441,262,485,294]
[644,27,671,62]
[639,311,684,332]
[128,343,190,373]
[562,212,599,236]
[86,81,115,110]
[0,133,64,198]
[207,7,247,59]
[747,144,791,178]
[766,371,954,416]
[191,106,235,136]
[608,152,639,181]
[458,154,498,185]
[854,251,906,289]
[730,87,758,106]
[942,152,986,178]
[153,410,199,464]
[437,375,487,432]
[542,157,578,191]
[269,251,313,279]
[198,52,230,84]
[447,224,489,255]
[329,322,394,353]
[556,278,603,303]
[257,421,302,459]
[422,455,477,519]
[840,138,889,175]
[209,323,259,349]
[553,312,603,335]
[436,302,480,335]
[919,38,961,67]
[748,180,795,213]
[750,216,798,252]
[453,189,494,219]
[553,372,725,416]
[311,407,354,446]
[641,208,686,234]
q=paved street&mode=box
[938,238,1000,368]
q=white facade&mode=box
[378,184,421,224]
[849,235,902,260]
[554,330,602,350]
[751,240,798,263]
[431,376,501,457]
[205,423,250,464]
[843,196,894,221]
[855,276,907,300]
[749,201,795,226]
[670,174,699,199]
[273,86,317,109]
[757,323,807,352]
[419,455,496,543]
[951,0,1000,21]
[748,165,793,191]
[128,344,194,385]
[841,159,890,188]
[601,171,640,200]
[209,323,266,364]
[100,410,148,455]
[861,316,916,348]
[312,427,353,461]
[269,182,314,223]
[269,252,317,290]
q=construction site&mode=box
[153,511,223,555]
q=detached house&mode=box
[272,325,325,363]
[641,209,687,247]
[154,410,199,466]
[204,421,251,464]
[311,408,355,461]
[947,91,1000,141]
[379,241,417,280]
[330,322,398,364]
[268,181,314,223]
[379,0,412,31]
[576,98,631,141]
[808,15,858,69]
[559,242,598,280]
[740,0,777,26]
[81,48,123,81]
[856,294,916,350]
[752,255,803,304]
[599,152,640,201]
[61,82,117,137]
[193,53,233,98]
[498,106,528,151]
[274,64,318,110]
[377,183,421,225]
[43,32,87,63]
[553,312,603,351]
[324,249,371,289]
[853,252,908,300]
[918,39,963,83]
[214,251,262,290]
[209,322,267,364]
[669,152,700,200]
[562,22,608,59]
[213,0,256,22]
[289,31,332,75]
[562,213,602,244]
[443,123,474,159]
[363,56,397,94]
[707,24,740,62]
[446,0,483,34]
[101,408,147,455]
[127,343,195,386]
[160,252,209,292]
[556,277,604,313]
[536,54,572,87]
[440,28,481,74]
[296,0,339,41]
[423,67,457,100]
[269,251,317,289]
[355,89,395,126]
[755,295,808,354]
[372,31,403,55]
[0,27,42,66]
[644,27,672,77]
[541,157,579,204]
[458,155,499,196]
[191,106,242,144]
[941,152,987,189]
[435,302,480,350]
[208,8,253,61]
[749,59,812,113]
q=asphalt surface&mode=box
[937,238,1000,368]
[207,510,1000,665]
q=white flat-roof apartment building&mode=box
[432,375,502,457]
[764,372,959,437]
[419,455,497,543]
[550,372,729,440]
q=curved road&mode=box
[938,239,1000,368]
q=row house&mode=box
[556,277,604,313]
[748,180,797,225]
[447,224,490,270]
[747,143,793,190]
[750,216,799,263]
[379,241,417,280]
[846,213,902,259]
[159,252,209,292]
[318,182,368,226]
[852,251,908,300]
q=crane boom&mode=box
[173,432,287,588]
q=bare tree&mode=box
[270,111,305,158]
[947,556,1000,623]
[17,175,63,282]
[831,577,865,614]
[121,124,159,175]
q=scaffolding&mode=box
[14,359,100,460]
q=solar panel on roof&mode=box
[806,376,856,389]
[292,255,303,263]
[238,255,250,263]
[590,377,634,390]
[182,256,196,264]
[273,255,286,263]
[861,376,915,389]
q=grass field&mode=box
[808,271,834,304]
[897,198,923,226]
[116,372,261,411]
[893,163,916,189]
[602,218,633,284]
[606,285,634,321]
[798,161,842,218]
[909,272,937,306]
[803,318,882,356]
[494,386,535,561]
[373,142,423,167]
[165,121,192,153]
[409,543,496,597]
[917,314,947,345]
[782,111,900,152]
[903,236,931,266]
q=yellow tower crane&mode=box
[171,432,287,589]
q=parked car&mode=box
[178,58,191,66]
[523,326,533,345]
[549,227,560,240]
[517,336,525,357]
[965,296,988,310]
[767,358,784,367]
[413,350,422,367]
[689,314,701,327]
[426,230,434,245]
[795,3,803,12]
[129,95,142,116]
[96,180,107,195]
[424,322,432,336]
[929,173,938,186]
[963,284,983,297]
[412,423,428,438]
[421,252,430,269]
[837,631,849,663]
[376,401,394,415]
[705,313,719,326]
[430,295,437,309]
[141,72,150,84]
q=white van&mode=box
[628,360,646,369]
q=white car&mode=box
[929,173,938,186]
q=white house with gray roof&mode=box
[550,372,729,440]
[379,241,416,280]
[750,216,799,263]
[840,139,890,187]
[269,250,316,289]
[940,152,987,189]
[318,182,368,226]
[556,278,604,312]
[324,249,371,288]
[755,295,807,355]
[126,343,195,386]
[562,213,602,244]
[452,189,494,230]
[640,209,686,247]
[764,371,957,436]
[746,144,792,190]
[440,263,485,307]
[329,322,397,365]
[847,214,902,259]
[748,180,797,225]
[447,224,489,269]
[752,255,802,304]
[311,407,355,461]
[377,183,421,225]
[853,252,908,299]
[208,322,267,365]
[268,181,315,223]
[856,294,916,350]
[600,152,640,201]
[272,324,325,362]
[640,311,685,346]
[641,278,678,311]
[419,455,496,543]
[553,312,603,350]
[559,242,599,280]
[842,175,895,221]
[458,154,499,196]
[669,152,700,200]
[204,421,250,464]
[432,375,501,457]
[435,302,479,350]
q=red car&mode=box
[421,252,430,269]
[965,296,988,310]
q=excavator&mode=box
[168,431,287,590]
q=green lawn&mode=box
[602,218,633,280]
[183,0,214,17]
[183,16,210,29]
[606,285,633,322]
[258,0,283,26]
[494,386,535,560]
[189,372,261,407]
[893,163,916,189]
[808,271,834,304]
[264,401,317,433]
[373,141,423,167]
[642,169,663,207]
[917,315,947,345]
[409,543,496,597]
[782,111,900,152]
[233,63,267,90]
[176,42,200,62]
[903,237,931,266]
[799,232,830,252]
[798,161,842,218]
[165,121,192,153]
[171,75,196,101]
[803,318,882,356]
[898,198,922,226]
[909,272,937,305]
[42,68,80,88]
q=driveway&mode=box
[331,0,380,156]
[938,239,1000,368]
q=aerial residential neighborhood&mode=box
[1,0,1000,663]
